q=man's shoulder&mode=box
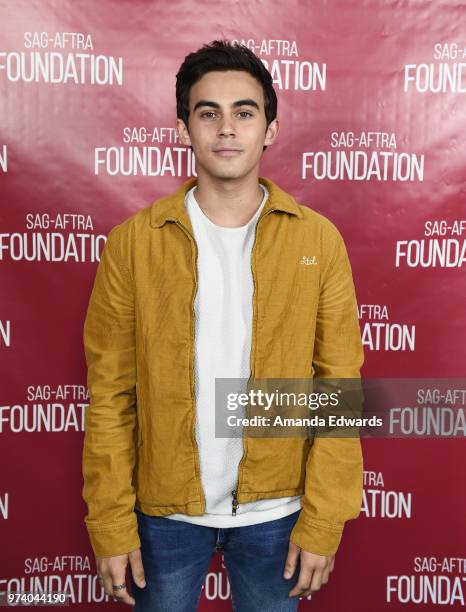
[293,197,345,248]
[271,177,343,243]
[104,192,168,246]
[297,201,337,229]
[104,180,190,244]
[107,205,150,237]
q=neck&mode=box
[193,169,265,228]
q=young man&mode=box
[82,40,364,610]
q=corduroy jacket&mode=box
[82,175,365,559]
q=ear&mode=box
[264,118,279,147]
[176,118,192,147]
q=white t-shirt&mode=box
[166,183,302,527]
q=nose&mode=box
[217,116,236,137]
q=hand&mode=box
[96,548,146,605]
[283,540,335,598]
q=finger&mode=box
[283,541,300,579]
[300,568,324,598]
[309,567,324,592]
[109,567,135,606]
[129,549,146,588]
[330,556,335,572]
[95,563,105,590]
[288,564,314,598]
[321,567,331,585]
[111,583,134,605]
[98,566,114,600]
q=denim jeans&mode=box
[130,508,303,611]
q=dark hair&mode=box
[176,40,277,151]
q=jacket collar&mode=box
[149,175,303,229]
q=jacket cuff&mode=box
[85,514,141,558]
[289,513,344,556]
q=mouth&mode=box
[213,148,243,157]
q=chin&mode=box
[205,167,245,180]
[217,172,246,180]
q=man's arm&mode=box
[82,226,140,558]
[289,225,364,557]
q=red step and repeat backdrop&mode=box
[1,0,465,610]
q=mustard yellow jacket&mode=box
[82,176,364,559]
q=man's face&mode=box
[176,70,279,180]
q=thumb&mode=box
[283,540,300,579]
[129,549,146,588]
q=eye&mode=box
[200,111,216,118]
[238,111,253,118]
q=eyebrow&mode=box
[193,99,260,112]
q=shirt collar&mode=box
[149,176,303,229]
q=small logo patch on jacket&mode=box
[299,255,318,265]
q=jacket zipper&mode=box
[174,219,206,513]
[231,206,276,516]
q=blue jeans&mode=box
[130,508,302,611]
